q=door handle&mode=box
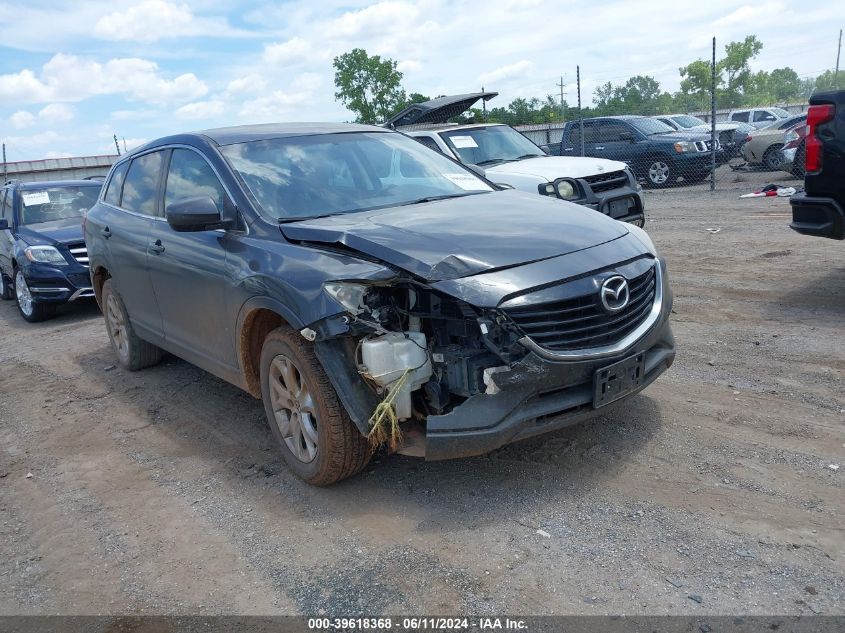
[595,146,605,150]
[101,226,111,239]
[149,239,165,254]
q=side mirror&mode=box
[620,132,635,142]
[0,219,8,230]
[165,196,224,232]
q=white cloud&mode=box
[0,54,207,106]
[9,111,36,129]
[397,59,422,73]
[478,60,534,85]
[93,0,244,42]
[174,100,226,120]
[263,37,318,66]
[225,74,269,98]
[38,104,74,124]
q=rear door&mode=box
[145,147,237,368]
[102,151,166,339]
[595,120,635,163]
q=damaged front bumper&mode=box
[424,315,674,460]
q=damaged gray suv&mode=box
[84,123,676,485]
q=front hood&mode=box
[485,156,627,180]
[16,217,83,247]
[280,189,628,281]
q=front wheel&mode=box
[763,144,784,170]
[14,269,55,323]
[260,327,371,486]
[643,158,674,188]
[101,279,163,370]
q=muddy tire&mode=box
[101,279,163,371]
[260,326,371,486]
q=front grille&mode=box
[67,242,89,267]
[504,264,657,351]
[583,170,628,193]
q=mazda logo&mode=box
[600,275,629,313]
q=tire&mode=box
[791,142,806,178]
[101,279,163,371]
[14,268,56,323]
[260,326,371,486]
[0,271,14,300]
[642,157,675,188]
[762,144,784,170]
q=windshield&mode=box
[439,126,544,166]
[17,184,102,225]
[220,132,492,222]
[771,108,790,118]
[629,118,675,136]
[672,115,706,128]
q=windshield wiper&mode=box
[475,158,507,166]
[397,193,477,206]
[513,153,543,161]
[277,213,343,224]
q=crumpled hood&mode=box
[280,189,628,281]
[16,217,83,247]
[485,156,627,180]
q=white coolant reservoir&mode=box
[361,332,432,421]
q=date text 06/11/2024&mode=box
[307,617,528,630]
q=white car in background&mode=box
[387,93,645,226]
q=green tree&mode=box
[333,48,406,124]
[815,70,845,91]
[717,35,763,106]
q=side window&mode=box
[566,124,581,146]
[1,189,12,223]
[732,112,749,122]
[164,149,228,212]
[598,122,630,142]
[121,151,165,216]
[414,137,442,153]
[0,190,6,220]
[104,161,129,207]
[753,111,773,123]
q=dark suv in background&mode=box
[0,179,101,321]
[790,90,845,240]
[547,116,719,187]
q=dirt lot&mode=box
[1,178,843,617]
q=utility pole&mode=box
[2,144,6,184]
[577,66,584,157]
[836,29,842,88]
[481,86,487,122]
[113,134,121,156]
[711,36,717,192]
[557,75,566,123]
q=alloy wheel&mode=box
[648,161,670,185]
[105,293,129,360]
[268,354,319,463]
[15,271,34,317]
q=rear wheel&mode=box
[14,269,55,323]
[101,279,163,370]
[763,144,784,170]
[791,142,806,178]
[260,327,371,486]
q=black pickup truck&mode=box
[790,90,845,240]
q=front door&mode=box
[145,147,236,369]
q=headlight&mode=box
[673,141,694,153]
[323,282,368,314]
[24,245,68,266]
[555,179,579,199]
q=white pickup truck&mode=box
[386,93,645,226]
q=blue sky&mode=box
[0,0,841,160]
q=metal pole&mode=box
[114,134,121,156]
[557,75,566,123]
[836,29,842,88]
[711,37,716,192]
[577,66,584,157]
[2,144,6,184]
[481,86,487,122]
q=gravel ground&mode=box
[0,177,843,617]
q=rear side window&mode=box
[2,189,13,222]
[164,149,228,212]
[0,190,7,221]
[732,112,749,122]
[121,152,165,216]
[104,161,129,206]
[597,121,631,142]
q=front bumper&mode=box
[583,188,645,226]
[790,193,845,240]
[424,312,675,460]
[21,263,94,303]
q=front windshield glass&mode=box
[673,115,706,128]
[629,118,675,136]
[220,132,493,222]
[18,184,102,225]
[439,126,544,166]
[771,108,790,118]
